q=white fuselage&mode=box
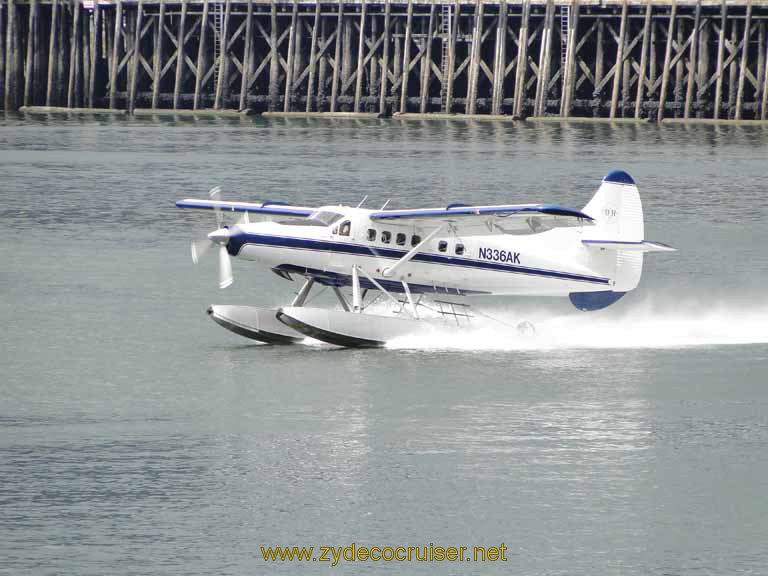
[227,207,615,296]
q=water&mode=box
[1,114,768,576]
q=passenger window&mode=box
[438,240,447,253]
[382,231,392,244]
[411,235,421,247]
[455,243,465,255]
[396,233,406,246]
[367,228,377,241]
[339,221,351,236]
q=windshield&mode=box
[277,210,345,227]
[309,211,344,226]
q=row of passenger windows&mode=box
[333,222,466,255]
[366,228,465,255]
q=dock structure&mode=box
[2,0,768,119]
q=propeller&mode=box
[190,186,235,289]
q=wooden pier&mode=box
[2,0,768,119]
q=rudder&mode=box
[581,170,644,293]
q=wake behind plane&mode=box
[176,170,675,347]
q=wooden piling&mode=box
[369,13,378,104]
[757,22,765,113]
[217,0,233,109]
[622,41,630,118]
[542,1,556,116]
[491,0,507,115]
[317,17,328,107]
[23,0,38,106]
[696,12,709,116]
[512,0,530,118]
[419,0,435,114]
[609,0,628,119]
[45,0,59,106]
[727,18,738,118]
[194,0,210,109]
[282,0,298,112]
[330,0,343,112]
[735,0,753,120]
[81,6,90,106]
[683,0,701,119]
[304,1,319,111]
[173,0,187,109]
[673,14,684,113]
[152,0,165,108]
[89,1,101,107]
[379,0,390,114]
[592,18,604,115]
[763,30,768,119]
[56,0,67,105]
[0,0,5,109]
[109,0,123,108]
[713,0,727,119]
[239,0,254,110]
[128,0,144,112]
[68,0,82,108]
[400,0,413,113]
[353,0,367,112]
[466,0,484,115]
[634,0,652,118]
[649,20,656,90]
[4,0,21,110]
[657,0,677,123]
[341,11,352,95]
[393,18,402,101]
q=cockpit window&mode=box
[309,210,344,226]
[339,221,351,236]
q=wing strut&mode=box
[382,225,444,278]
[352,266,362,313]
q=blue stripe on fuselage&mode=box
[228,232,610,285]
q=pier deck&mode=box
[3,1,768,119]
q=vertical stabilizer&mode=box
[581,170,644,293]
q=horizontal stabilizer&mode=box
[582,240,676,252]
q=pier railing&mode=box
[2,0,768,119]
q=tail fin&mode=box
[571,171,675,311]
[581,170,645,294]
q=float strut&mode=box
[291,277,315,307]
[332,287,351,312]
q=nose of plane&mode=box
[207,227,231,245]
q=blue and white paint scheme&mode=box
[177,171,675,347]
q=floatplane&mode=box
[177,170,674,347]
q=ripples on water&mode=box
[1,114,767,575]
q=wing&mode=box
[370,203,594,235]
[176,198,315,218]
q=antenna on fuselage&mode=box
[356,195,369,208]
[380,199,391,210]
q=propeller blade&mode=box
[218,245,233,289]
[209,186,224,228]
[191,239,212,264]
